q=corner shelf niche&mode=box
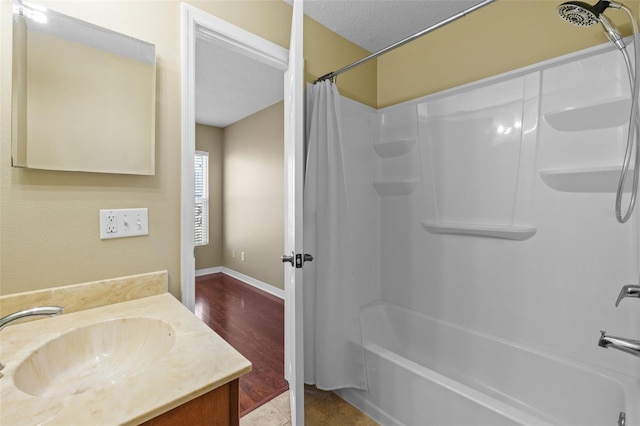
[373,180,419,196]
[544,97,630,132]
[421,221,537,241]
[539,165,633,192]
[373,138,416,158]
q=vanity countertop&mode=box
[0,293,252,425]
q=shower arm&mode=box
[314,0,497,84]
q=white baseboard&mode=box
[221,267,284,300]
[195,266,284,300]
[195,266,223,277]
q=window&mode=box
[194,151,209,246]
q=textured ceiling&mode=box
[195,37,283,128]
[196,1,488,127]
[302,0,488,53]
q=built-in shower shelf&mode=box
[544,97,630,132]
[373,180,419,196]
[421,221,537,241]
[373,138,416,158]
[539,165,634,192]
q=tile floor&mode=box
[240,386,379,426]
[240,390,291,426]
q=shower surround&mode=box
[335,41,640,425]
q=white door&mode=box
[283,0,304,424]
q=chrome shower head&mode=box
[557,1,627,49]
[557,1,610,26]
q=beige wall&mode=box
[1,0,182,296]
[195,108,284,291]
[6,0,625,297]
[303,14,377,108]
[222,102,285,290]
[195,124,223,271]
[377,0,640,108]
[1,0,371,297]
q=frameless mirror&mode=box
[11,0,156,175]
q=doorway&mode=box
[182,4,306,424]
[180,1,290,417]
[179,4,288,312]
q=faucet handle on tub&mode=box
[615,284,640,307]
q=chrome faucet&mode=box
[0,306,64,331]
[598,331,640,358]
[0,306,64,378]
[615,284,640,307]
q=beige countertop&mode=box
[0,293,252,425]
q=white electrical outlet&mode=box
[241,251,245,261]
[100,208,149,239]
[105,214,117,234]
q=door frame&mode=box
[283,0,305,423]
[180,3,288,312]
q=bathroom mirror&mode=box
[11,0,156,175]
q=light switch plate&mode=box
[100,208,149,239]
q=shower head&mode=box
[557,0,627,49]
[557,1,610,26]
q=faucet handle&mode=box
[598,330,608,347]
[615,284,640,307]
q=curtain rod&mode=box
[314,0,496,84]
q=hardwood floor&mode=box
[195,273,288,417]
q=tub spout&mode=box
[598,331,640,357]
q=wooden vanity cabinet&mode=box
[141,379,239,426]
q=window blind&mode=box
[194,151,209,246]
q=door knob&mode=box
[282,253,313,268]
[281,252,295,267]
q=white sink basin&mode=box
[13,318,176,398]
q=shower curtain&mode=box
[303,80,367,391]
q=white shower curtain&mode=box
[303,80,367,391]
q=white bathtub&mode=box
[337,302,640,426]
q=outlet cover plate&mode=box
[100,208,149,239]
